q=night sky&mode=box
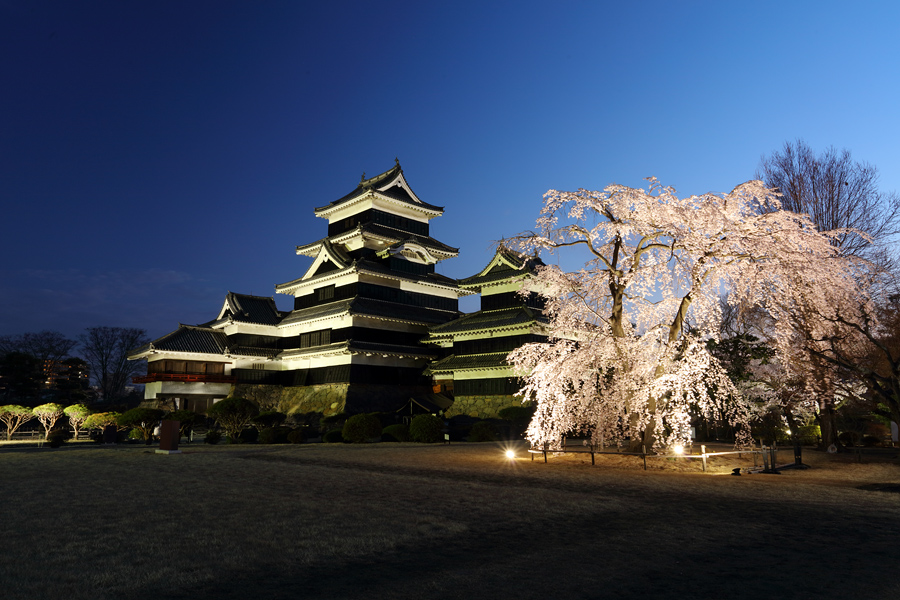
[2,1,899,343]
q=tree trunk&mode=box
[816,404,842,451]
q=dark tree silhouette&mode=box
[78,327,149,402]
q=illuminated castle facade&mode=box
[130,162,544,416]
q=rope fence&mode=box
[528,440,804,473]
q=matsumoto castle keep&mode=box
[129,161,548,418]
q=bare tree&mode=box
[757,140,900,264]
[78,327,149,402]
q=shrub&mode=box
[468,420,499,442]
[208,397,259,440]
[838,431,859,446]
[382,423,411,442]
[252,411,287,431]
[273,425,292,443]
[46,428,70,448]
[291,411,323,433]
[367,412,395,429]
[287,428,305,444]
[498,405,535,422]
[447,414,478,442]
[258,427,278,444]
[83,412,123,432]
[323,428,344,443]
[409,414,444,443]
[321,412,349,433]
[863,435,881,447]
[342,413,383,443]
[118,408,166,444]
[204,430,222,445]
[166,409,203,440]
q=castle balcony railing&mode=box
[132,373,237,384]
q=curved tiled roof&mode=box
[228,346,281,358]
[351,297,459,325]
[315,162,444,214]
[354,258,460,288]
[426,351,511,373]
[428,306,545,335]
[361,223,459,255]
[222,292,283,325]
[279,299,354,326]
[349,340,436,359]
[279,296,459,328]
[130,325,228,357]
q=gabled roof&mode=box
[458,246,545,289]
[295,237,354,261]
[427,306,546,336]
[314,160,444,217]
[395,393,454,414]
[129,325,228,359]
[217,292,283,325]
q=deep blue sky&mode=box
[2,1,898,342]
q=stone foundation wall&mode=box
[446,395,526,419]
[277,384,350,416]
[231,383,432,416]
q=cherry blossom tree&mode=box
[508,179,866,452]
[757,141,900,447]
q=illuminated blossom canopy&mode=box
[509,179,866,451]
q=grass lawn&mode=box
[1,441,898,600]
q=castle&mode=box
[129,161,547,418]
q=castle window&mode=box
[316,285,335,302]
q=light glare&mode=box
[505,449,516,459]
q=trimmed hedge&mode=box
[342,413,383,443]
[468,420,499,442]
[409,414,444,443]
[382,423,411,442]
[498,405,535,422]
[323,428,344,443]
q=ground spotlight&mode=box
[505,449,516,459]
[673,444,684,455]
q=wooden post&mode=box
[701,444,707,473]
[642,445,647,471]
